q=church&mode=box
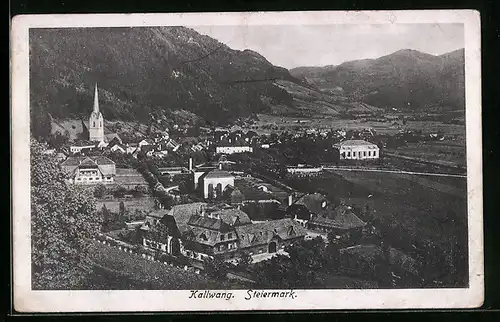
[80,83,121,145]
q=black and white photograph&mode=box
[11,11,483,311]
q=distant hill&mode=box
[290,48,465,111]
[30,27,305,125]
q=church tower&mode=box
[88,83,104,142]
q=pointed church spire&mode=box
[93,83,99,114]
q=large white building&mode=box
[60,156,116,184]
[215,145,253,154]
[333,140,380,160]
[200,169,235,200]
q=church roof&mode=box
[204,169,234,179]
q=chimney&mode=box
[189,158,193,171]
[288,194,293,206]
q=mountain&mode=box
[29,27,305,125]
[290,48,465,111]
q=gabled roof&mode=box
[188,215,231,232]
[139,138,155,145]
[168,202,207,233]
[147,209,170,219]
[71,140,96,147]
[235,218,306,249]
[295,193,328,215]
[211,208,251,226]
[203,169,234,179]
[310,205,366,230]
[334,140,378,148]
[286,204,311,220]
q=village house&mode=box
[234,218,306,256]
[215,137,253,155]
[308,204,367,242]
[287,193,329,227]
[110,143,127,153]
[60,155,116,184]
[333,140,380,160]
[286,164,323,176]
[141,202,306,262]
[69,140,98,154]
[54,151,68,163]
[138,138,155,148]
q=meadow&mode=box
[96,196,155,213]
[286,170,468,287]
[82,240,221,290]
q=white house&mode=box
[216,145,253,154]
[60,156,116,184]
[69,141,97,154]
[110,144,127,153]
[333,140,380,160]
[138,139,154,148]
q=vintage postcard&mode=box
[11,10,483,312]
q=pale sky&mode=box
[191,24,464,69]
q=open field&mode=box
[251,114,466,138]
[386,140,466,168]
[96,196,155,213]
[114,168,148,188]
[82,240,222,290]
[285,170,468,287]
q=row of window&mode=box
[75,176,112,181]
[217,242,238,252]
[345,150,378,157]
[220,232,233,241]
[186,250,209,261]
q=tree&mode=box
[93,184,107,199]
[31,139,102,289]
[203,256,228,280]
[133,185,148,198]
[30,107,52,141]
[118,201,126,220]
[113,185,127,198]
[236,252,253,271]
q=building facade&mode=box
[141,203,307,263]
[200,169,235,200]
[216,146,253,154]
[60,156,116,184]
[333,140,380,160]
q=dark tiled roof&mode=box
[310,205,366,230]
[287,204,311,220]
[168,202,207,233]
[235,218,306,249]
[334,140,378,147]
[296,193,328,215]
[147,209,170,219]
[212,208,251,226]
[61,156,115,167]
[71,140,96,147]
[188,215,231,232]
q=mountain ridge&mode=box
[290,48,465,111]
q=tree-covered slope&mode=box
[30,27,302,125]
